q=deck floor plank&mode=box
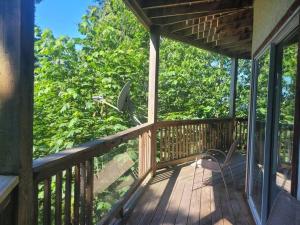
[175,166,195,225]
[149,169,180,225]
[125,154,254,225]
[162,167,189,225]
[138,178,169,225]
[211,183,223,225]
[201,185,212,225]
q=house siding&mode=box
[252,0,295,55]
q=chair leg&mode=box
[227,165,236,189]
[220,168,237,224]
[202,168,205,185]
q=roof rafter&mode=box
[151,11,228,25]
[177,17,252,38]
[220,40,252,50]
[145,0,252,18]
[166,9,251,33]
[160,30,241,58]
[141,0,215,10]
[214,35,251,46]
[206,30,251,44]
[122,0,253,58]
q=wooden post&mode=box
[148,26,160,175]
[0,1,34,225]
[229,58,238,118]
[229,58,238,144]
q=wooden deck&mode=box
[123,153,254,225]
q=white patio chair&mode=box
[195,140,239,223]
[195,139,238,189]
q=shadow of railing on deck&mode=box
[123,153,251,225]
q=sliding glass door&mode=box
[248,49,270,224]
[270,32,298,204]
[247,16,300,225]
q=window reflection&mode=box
[251,49,270,217]
[273,40,297,194]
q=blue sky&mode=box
[35,0,97,37]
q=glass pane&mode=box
[251,50,270,217]
[273,40,297,195]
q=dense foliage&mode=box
[34,0,251,221]
[34,0,250,159]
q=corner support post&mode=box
[147,26,160,175]
[0,1,35,224]
[229,58,238,118]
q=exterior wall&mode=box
[252,0,295,55]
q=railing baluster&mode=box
[170,126,173,160]
[166,127,170,161]
[200,123,203,152]
[160,129,164,161]
[148,131,150,172]
[33,182,39,225]
[74,165,80,225]
[79,163,86,225]
[65,168,72,225]
[139,134,143,177]
[144,132,147,174]
[186,125,190,154]
[178,126,181,158]
[55,172,62,225]
[44,178,51,225]
[86,159,94,225]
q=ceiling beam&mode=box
[203,27,252,43]
[220,40,252,50]
[160,30,237,58]
[177,17,252,38]
[151,11,230,25]
[161,30,251,59]
[214,35,251,47]
[166,9,251,32]
[141,0,213,10]
[123,0,152,29]
[145,0,252,18]
[219,45,252,58]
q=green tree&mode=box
[34,0,251,159]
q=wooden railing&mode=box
[30,118,248,225]
[32,123,154,225]
[235,117,248,151]
[255,121,294,165]
[0,176,19,225]
[156,118,248,166]
[279,123,294,164]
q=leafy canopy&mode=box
[33,0,251,158]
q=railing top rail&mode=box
[0,176,18,205]
[235,117,248,122]
[33,123,153,181]
[156,117,247,128]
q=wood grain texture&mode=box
[0,1,34,225]
[0,176,18,205]
[157,118,248,164]
[124,0,253,58]
[33,123,153,181]
[124,153,254,225]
